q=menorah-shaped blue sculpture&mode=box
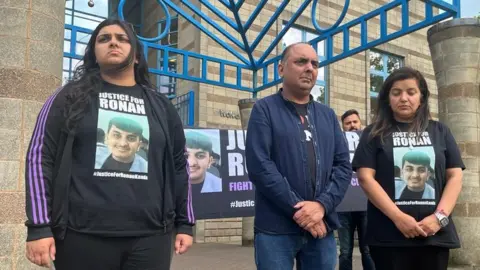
[65,0,461,97]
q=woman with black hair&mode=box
[352,67,464,270]
[24,19,194,269]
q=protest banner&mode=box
[335,130,368,212]
[186,128,367,219]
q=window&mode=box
[62,57,82,84]
[63,0,145,84]
[65,0,107,30]
[369,50,403,114]
[63,0,109,84]
[156,16,179,97]
[282,25,328,104]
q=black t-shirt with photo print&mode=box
[352,120,465,248]
[292,102,316,192]
[67,81,170,237]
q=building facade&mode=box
[0,0,446,268]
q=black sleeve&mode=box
[351,126,377,172]
[443,123,466,170]
[169,104,195,235]
[25,88,66,241]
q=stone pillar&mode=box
[238,98,257,129]
[238,98,257,246]
[0,1,64,269]
[427,18,480,268]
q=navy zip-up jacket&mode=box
[245,90,352,234]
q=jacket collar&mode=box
[277,87,314,105]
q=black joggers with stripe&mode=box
[54,229,173,270]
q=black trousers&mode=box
[54,230,173,270]
[370,245,449,270]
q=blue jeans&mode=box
[254,232,337,270]
[337,212,375,270]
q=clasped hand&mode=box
[293,201,327,238]
[393,213,440,239]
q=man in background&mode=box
[338,109,375,270]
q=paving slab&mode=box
[171,243,364,270]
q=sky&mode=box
[460,0,479,18]
[69,0,478,20]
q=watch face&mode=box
[440,217,449,227]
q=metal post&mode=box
[188,90,195,126]
[238,97,257,246]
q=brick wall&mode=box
[195,218,243,244]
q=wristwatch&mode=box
[434,209,449,228]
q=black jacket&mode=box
[24,84,195,241]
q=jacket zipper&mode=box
[306,106,318,198]
[294,104,317,199]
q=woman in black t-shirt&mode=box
[352,67,465,270]
[24,19,194,269]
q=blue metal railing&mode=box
[115,0,460,97]
[65,0,460,98]
[173,91,195,127]
[253,0,461,94]
[63,22,252,91]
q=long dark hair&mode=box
[63,18,153,131]
[370,67,431,142]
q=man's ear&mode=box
[278,62,284,78]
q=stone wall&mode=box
[195,218,243,244]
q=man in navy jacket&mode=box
[245,42,352,270]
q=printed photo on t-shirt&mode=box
[392,131,436,204]
[94,92,149,177]
[185,129,223,194]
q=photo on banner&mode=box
[185,128,254,219]
[185,129,223,193]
